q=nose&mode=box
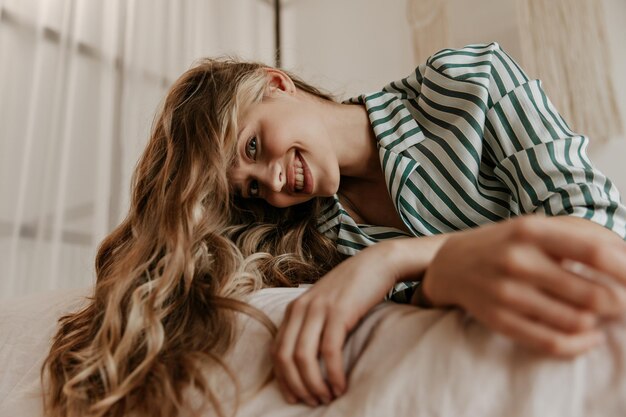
[261,161,285,193]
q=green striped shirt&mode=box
[316,43,626,303]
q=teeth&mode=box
[295,171,304,190]
[295,154,304,191]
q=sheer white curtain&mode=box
[0,0,276,299]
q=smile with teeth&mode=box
[294,154,305,191]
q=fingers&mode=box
[480,306,606,358]
[292,308,333,404]
[272,299,339,406]
[503,246,626,316]
[500,244,626,318]
[320,320,347,397]
[274,370,298,404]
[272,302,319,406]
[493,280,596,333]
[511,217,626,289]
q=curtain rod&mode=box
[274,0,281,67]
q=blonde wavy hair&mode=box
[42,57,346,417]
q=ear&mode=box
[264,68,296,97]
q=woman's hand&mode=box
[271,240,404,407]
[421,215,626,357]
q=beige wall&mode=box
[589,0,626,194]
[285,0,626,194]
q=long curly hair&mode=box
[41,57,346,417]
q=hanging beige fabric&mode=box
[406,0,449,64]
[516,0,623,144]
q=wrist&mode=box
[384,235,450,283]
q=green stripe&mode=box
[477,174,509,195]
[504,153,542,210]
[367,230,411,239]
[364,91,386,102]
[437,60,493,71]
[455,72,490,81]
[427,62,489,91]
[464,43,498,50]
[488,61,508,99]
[499,49,529,83]
[386,126,423,149]
[418,94,483,161]
[522,83,559,138]
[414,66,424,85]
[341,223,378,243]
[387,152,403,197]
[494,160,525,211]
[372,114,415,140]
[385,81,407,98]
[484,118,507,161]
[494,50,523,87]
[544,141,582,192]
[422,74,488,112]
[399,195,442,235]
[491,101,524,152]
[602,176,617,230]
[480,140,500,168]
[417,142,506,220]
[394,162,415,208]
[546,139,617,223]
[320,199,339,217]
[526,147,557,216]
[508,91,542,146]
[403,177,469,230]
[536,82,572,135]
[367,96,396,113]
[401,78,420,98]
[337,238,367,251]
[414,105,510,210]
[371,104,405,128]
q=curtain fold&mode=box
[0,0,275,299]
[516,0,623,145]
[406,0,449,65]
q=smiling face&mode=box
[228,70,340,208]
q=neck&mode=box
[317,100,379,182]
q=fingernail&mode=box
[332,385,344,397]
[320,395,331,405]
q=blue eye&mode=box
[249,180,259,197]
[246,137,257,160]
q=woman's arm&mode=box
[272,215,626,406]
[270,234,449,406]
[418,215,626,355]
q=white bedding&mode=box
[1,287,625,416]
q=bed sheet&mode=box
[1,287,625,417]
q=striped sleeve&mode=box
[473,46,626,238]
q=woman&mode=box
[43,43,626,416]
